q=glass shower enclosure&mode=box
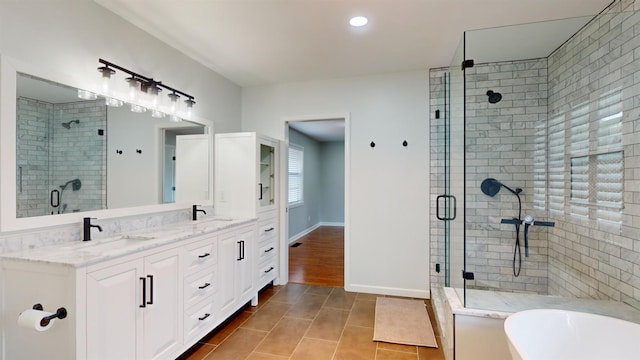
[433,1,637,313]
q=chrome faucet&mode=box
[192,205,207,221]
[83,217,103,241]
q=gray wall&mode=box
[288,128,344,240]
[320,141,345,223]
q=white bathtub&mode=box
[504,309,640,360]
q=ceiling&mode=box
[94,0,612,142]
[289,119,345,142]
[95,0,612,88]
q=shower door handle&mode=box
[436,195,457,221]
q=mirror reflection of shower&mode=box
[61,119,79,129]
[53,178,82,214]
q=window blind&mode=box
[288,144,304,206]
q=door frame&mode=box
[279,113,351,287]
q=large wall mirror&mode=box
[1,57,213,232]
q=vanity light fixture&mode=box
[349,16,368,27]
[97,59,196,117]
[168,92,180,114]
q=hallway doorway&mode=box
[282,116,348,287]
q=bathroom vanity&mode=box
[0,218,258,360]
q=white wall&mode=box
[242,70,431,298]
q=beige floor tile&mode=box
[376,348,419,360]
[204,328,267,360]
[245,352,289,360]
[356,292,379,301]
[417,345,445,360]
[334,325,377,360]
[202,310,253,345]
[378,342,418,353]
[347,299,376,328]
[290,338,338,360]
[254,316,313,356]
[325,288,357,310]
[286,292,330,319]
[305,307,351,341]
[269,283,309,304]
[306,285,336,296]
[241,300,292,332]
[184,343,216,360]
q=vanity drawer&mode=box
[184,300,217,343]
[184,237,217,274]
[257,259,277,286]
[258,220,277,243]
[257,242,277,263]
[184,267,217,309]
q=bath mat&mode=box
[373,297,438,347]
[291,242,302,247]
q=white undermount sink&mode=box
[504,309,640,360]
[81,235,155,253]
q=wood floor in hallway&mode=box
[288,226,344,287]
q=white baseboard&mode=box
[288,222,345,244]
[288,224,320,244]
[318,221,344,227]
[345,283,430,299]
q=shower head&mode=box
[480,178,521,197]
[60,178,82,191]
[61,119,80,129]
[486,90,502,104]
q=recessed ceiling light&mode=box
[349,16,368,27]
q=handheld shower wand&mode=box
[481,178,524,277]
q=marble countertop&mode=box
[0,217,256,268]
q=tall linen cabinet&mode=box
[214,132,280,290]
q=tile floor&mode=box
[183,283,445,360]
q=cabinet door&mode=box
[143,248,182,360]
[87,259,144,360]
[218,231,239,315]
[237,227,255,301]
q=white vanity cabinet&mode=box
[218,225,256,317]
[215,132,280,289]
[86,247,181,360]
[0,221,258,360]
